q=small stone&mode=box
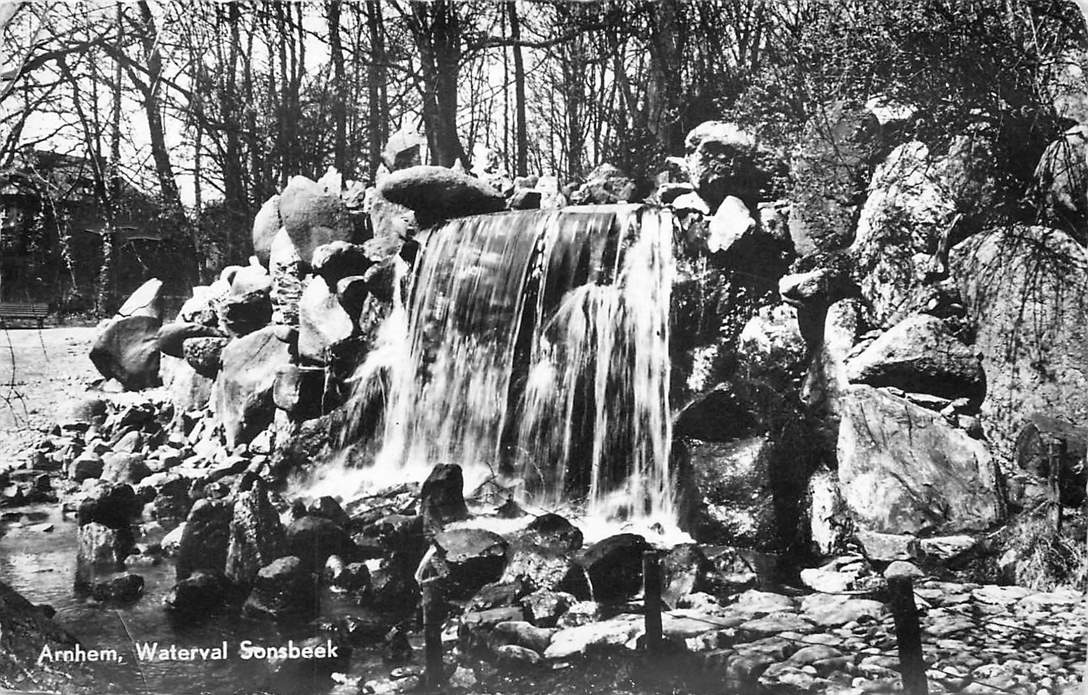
[495,644,541,666]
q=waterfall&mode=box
[342,204,676,524]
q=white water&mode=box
[310,205,678,528]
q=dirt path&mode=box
[0,326,97,464]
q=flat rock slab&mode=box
[725,589,798,617]
[740,612,816,636]
[543,614,642,659]
[800,593,887,627]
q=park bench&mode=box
[0,302,50,329]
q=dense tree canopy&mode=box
[0,0,1085,281]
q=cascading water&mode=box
[337,204,676,525]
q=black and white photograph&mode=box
[0,1,1085,693]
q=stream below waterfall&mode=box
[0,506,396,695]
[0,504,722,695]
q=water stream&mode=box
[0,508,388,695]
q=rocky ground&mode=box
[0,375,1083,693]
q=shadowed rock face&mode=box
[419,464,469,537]
[1035,125,1088,243]
[90,315,162,391]
[225,479,286,586]
[176,498,232,581]
[789,100,884,257]
[213,326,292,448]
[0,581,89,691]
[953,224,1088,464]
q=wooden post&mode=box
[421,577,445,689]
[1048,440,1065,533]
[887,575,928,695]
[643,550,663,653]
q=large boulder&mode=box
[243,556,319,622]
[836,385,1002,535]
[684,121,770,210]
[178,283,227,327]
[802,298,864,422]
[165,356,214,414]
[76,522,131,586]
[90,315,162,390]
[564,534,648,604]
[736,303,807,383]
[219,265,272,337]
[845,314,983,400]
[789,101,884,256]
[77,482,143,529]
[431,528,508,600]
[100,452,151,486]
[685,437,778,548]
[706,196,757,256]
[297,275,355,364]
[176,498,232,580]
[953,224,1088,461]
[252,195,281,267]
[420,464,469,536]
[269,227,307,326]
[272,365,324,420]
[311,241,371,287]
[673,384,757,442]
[278,175,353,265]
[1013,415,1088,508]
[503,513,583,591]
[286,515,352,573]
[182,336,229,379]
[116,278,164,319]
[377,165,505,225]
[1034,125,1088,242]
[369,190,418,241]
[156,322,223,358]
[163,570,233,619]
[0,581,88,692]
[570,164,638,205]
[851,141,953,326]
[213,326,292,448]
[851,137,993,327]
[225,479,286,586]
[382,128,426,171]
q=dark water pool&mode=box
[0,506,387,695]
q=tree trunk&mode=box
[135,1,185,217]
[221,2,249,214]
[98,3,124,315]
[558,5,586,180]
[366,0,386,179]
[411,0,465,167]
[326,0,348,177]
[507,2,528,177]
[646,0,684,155]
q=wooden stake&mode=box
[643,550,663,653]
[887,575,928,695]
[421,577,445,689]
